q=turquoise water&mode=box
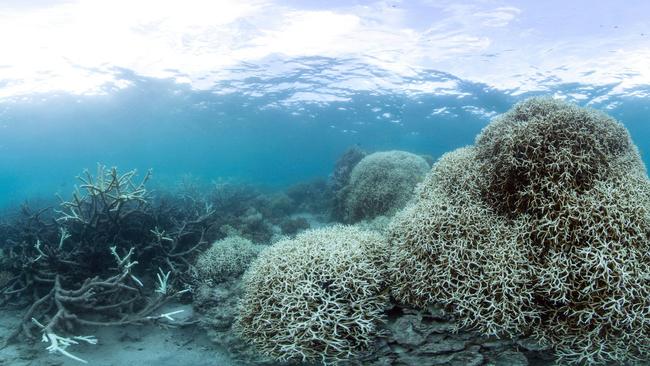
[2,2,650,365]
[1,59,648,207]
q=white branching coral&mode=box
[31,317,98,364]
[235,225,390,364]
[342,150,429,223]
[195,236,263,284]
[474,97,645,217]
[390,148,536,336]
[389,98,650,365]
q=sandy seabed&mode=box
[0,307,239,366]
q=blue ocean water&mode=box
[1,2,650,365]
[1,58,648,208]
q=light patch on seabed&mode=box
[0,304,239,366]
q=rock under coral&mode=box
[363,305,550,366]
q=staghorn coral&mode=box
[474,97,645,217]
[341,150,430,223]
[354,215,392,234]
[194,236,263,285]
[389,98,650,365]
[0,165,207,362]
[528,171,650,363]
[235,225,390,364]
[390,148,539,337]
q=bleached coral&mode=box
[195,236,263,285]
[390,148,538,336]
[475,97,645,217]
[235,225,390,364]
[389,98,650,365]
[343,150,429,223]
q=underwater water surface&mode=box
[1,65,648,207]
[1,1,650,366]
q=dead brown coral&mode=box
[235,225,390,364]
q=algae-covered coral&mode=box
[235,225,390,364]
[389,97,650,364]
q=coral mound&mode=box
[390,148,536,336]
[195,236,263,285]
[235,225,390,364]
[475,97,644,216]
[389,98,650,365]
[343,150,429,223]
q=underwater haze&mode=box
[1,1,650,366]
[0,0,649,206]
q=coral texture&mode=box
[474,97,644,217]
[389,98,650,365]
[195,236,263,285]
[235,225,390,364]
[343,150,430,223]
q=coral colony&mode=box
[0,166,198,363]
[1,98,649,365]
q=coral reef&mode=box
[354,215,392,234]
[0,270,12,289]
[390,148,534,334]
[194,236,263,285]
[235,225,390,364]
[330,146,367,221]
[286,178,333,214]
[0,165,211,362]
[340,150,430,223]
[330,146,367,192]
[475,97,644,217]
[191,181,313,244]
[193,240,271,366]
[197,277,275,365]
[389,98,650,365]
